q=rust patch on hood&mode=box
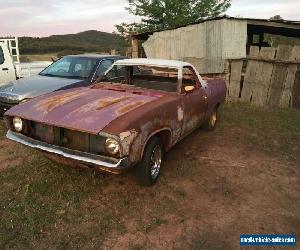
[70,96,132,115]
[35,91,86,112]
[117,100,146,115]
[95,97,131,110]
[6,87,163,134]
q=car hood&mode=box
[0,75,82,102]
[6,87,162,134]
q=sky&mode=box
[0,0,299,37]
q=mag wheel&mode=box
[203,108,218,130]
[137,137,162,186]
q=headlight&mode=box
[105,138,119,155]
[13,117,23,132]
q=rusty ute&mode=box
[5,58,226,186]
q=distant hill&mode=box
[19,30,126,55]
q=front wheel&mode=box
[136,137,163,186]
[203,108,218,130]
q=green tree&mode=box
[270,15,283,21]
[116,0,231,37]
[115,22,144,44]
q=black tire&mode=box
[136,136,163,186]
[203,108,218,130]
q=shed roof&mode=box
[132,15,300,40]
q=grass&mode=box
[190,235,227,250]
[142,217,168,233]
[219,103,300,162]
[20,54,58,62]
[0,104,299,248]
[0,121,6,136]
[0,154,125,248]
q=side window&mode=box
[182,66,202,92]
[96,60,113,77]
[116,65,126,78]
[0,46,5,65]
[182,67,198,87]
[71,59,97,78]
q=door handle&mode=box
[2,68,9,71]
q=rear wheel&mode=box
[136,137,162,186]
[203,108,218,130]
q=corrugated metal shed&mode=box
[143,19,247,74]
[134,15,300,39]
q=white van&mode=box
[0,37,52,86]
[0,40,17,85]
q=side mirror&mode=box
[184,85,195,93]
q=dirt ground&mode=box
[0,104,299,249]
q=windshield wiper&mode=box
[40,73,57,77]
[40,73,86,80]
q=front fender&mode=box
[128,118,175,164]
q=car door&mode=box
[181,66,208,136]
[0,44,16,86]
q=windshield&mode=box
[103,65,179,92]
[40,56,98,79]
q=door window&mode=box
[182,66,200,93]
[95,59,113,78]
[0,47,4,65]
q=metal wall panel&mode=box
[143,19,247,74]
[222,19,247,59]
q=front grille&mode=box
[24,121,107,156]
[0,102,15,118]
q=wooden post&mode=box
[126,47,132,58]
[292,66,300,109]
[240,46,260,103]
[267,45,293,107]
[131,37,139,58]
[251,47,276,106]
[228,60,243,102]
[224,60,230,102]
[110,49,116,55]
[280,46,300,108]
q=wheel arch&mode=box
[141,128,172,158]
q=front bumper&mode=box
[6,130,130,171]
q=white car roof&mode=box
[114,58,193,69]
